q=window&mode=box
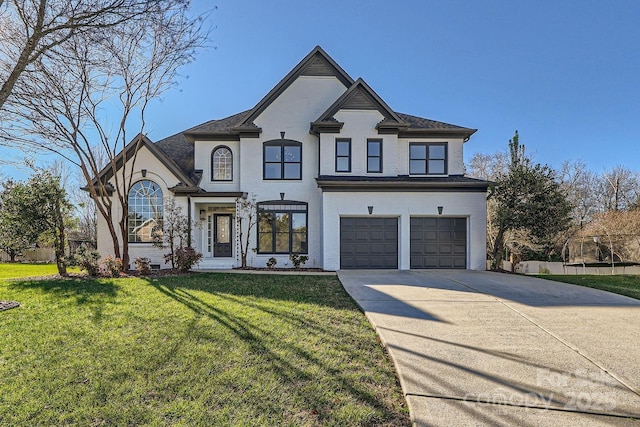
[367,139,382,173]
[335,139,351,172]
[128,180,163,243]
[264,140,302,180]
[212,146,232,181]
[257,202,307,254]
[409,143,447,175]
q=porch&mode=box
[191,196,239,269]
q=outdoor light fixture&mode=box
[280,131,286,139]
[437,206,443,215]
[199,209,206,220]
[280,192,285,200]
[141,169,147,177]
[368,206,374,215]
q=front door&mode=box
[213,214,232,257]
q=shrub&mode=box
[103,255,123,277]
[289,253,309,269]
[134,257,152,275]
[74,245,101,276]
[266,257,277,269]
[174,247,202,272]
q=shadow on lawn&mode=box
[148,274,407,424]
[8,278,120,323]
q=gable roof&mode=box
[86,133,197,193]
[232,46,354,130]
[311,78,406,134]
[94,46,479,192]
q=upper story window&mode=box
[257,201,308,254]
[409,143,447,175]
[212,146,233,181]
[335,138,351,172]
[367,139,382,173]
[263,139,302,180]
[128,180,163,243]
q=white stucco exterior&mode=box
[95,46,488,271]
[321,191,487,271]
[96,145,188,268]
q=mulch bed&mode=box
[0,300,20,312]
[233,267,327,272]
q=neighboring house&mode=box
[94,46,489,270]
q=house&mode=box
[95,46,489,270]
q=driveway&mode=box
[337,270,640,426]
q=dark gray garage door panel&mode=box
[340,217,398,269]
[411,217,466,269]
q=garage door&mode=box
[410,217,466,269]
[340,217,398,269]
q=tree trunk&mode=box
[492,227,506,270]
[55,209,68,276]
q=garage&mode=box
[410,217,466,269]
[340,217,398,269]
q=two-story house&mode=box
[94,46,489,270]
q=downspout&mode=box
[187,195,192,247]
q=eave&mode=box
[309,120,344,135]
[316,175,490,192]
[398,127,478,141]
[184,124,263,142]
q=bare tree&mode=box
[236,194,257,268]
[557,160,598,227]
[595,165,640,212]
[151,198,190,270]
[466,151,509,181]
[3,1,207,269]
[0,0,166,111]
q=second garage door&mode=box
[340,217,398,269]
[410,217,466,269]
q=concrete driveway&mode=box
[337,270,640,426]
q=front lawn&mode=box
[539,275,640,300]
[0,262,79,279]
[0,273,409,426]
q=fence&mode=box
[0,240,95,263]
[0,248,56,263]
[515,234,640,275]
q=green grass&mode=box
[0,262,80,279]
[0,273,409,426]
[540,275,640,300]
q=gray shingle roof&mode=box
[184,110,250,134]
[152,110,475,183]
[154,131,196,183]
[395,112,471,130]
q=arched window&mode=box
[128,180,163,243]
[212,146,233,181]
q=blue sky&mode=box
[4,0,640,178]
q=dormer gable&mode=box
[311,78,407,135]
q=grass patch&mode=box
[0,262,79,279]
[539,275,640,300]
[0,273,409,426]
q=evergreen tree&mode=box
[490,132,572,268]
